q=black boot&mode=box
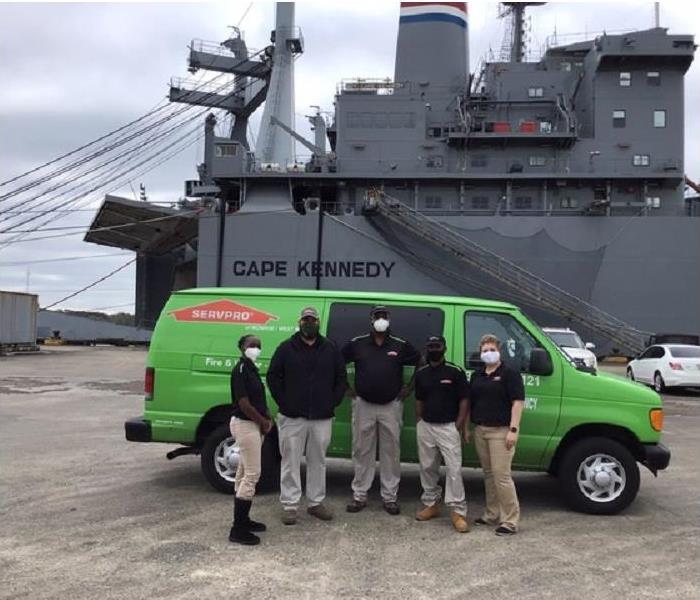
[235,495,266,532]
[229,497,260,545]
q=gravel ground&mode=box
[1,346,699,600]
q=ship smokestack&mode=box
[394,2,469,88]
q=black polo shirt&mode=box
[231,357,269,420]
[415,361,469,424]
[469,363,524,426]
[342,333,420,404]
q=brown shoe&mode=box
[307,503,334,521]
[415,503,441,521]
[450,512,470,533]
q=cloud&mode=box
[0,1,698,313]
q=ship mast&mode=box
[499,2,545,63]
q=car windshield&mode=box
[669,346,700,358]
[547,331,585,349]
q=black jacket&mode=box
[266,332,347,419]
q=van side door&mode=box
[459,309,563,469]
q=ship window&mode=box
[528,87,544,98]
[428,127,442,137]
[471,197,489,209]
[514,197,533,210]
[619,72,631,87]
[425,196,442,209]
[215,144,238,157]
[646,196,661,208]
[561,197,578,209]
[471,155,488,167]
[561,61,572,72]
[528,156,547,167]
[612,110,626,128]
[633,154,650,166]
[647,71,661,86]
[594,187,608,201]
[653,110,666,128]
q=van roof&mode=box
[175,287,518,311]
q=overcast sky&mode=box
[0,1,697,316]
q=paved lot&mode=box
[1,346,699,600]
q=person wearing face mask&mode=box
[342,306,421,515]
[228,334,271,546]
[414,336,470,533]
[467,334,525,536]
[266,307,347,526]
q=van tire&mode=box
[558,437,640,515]
[200,422,281,495]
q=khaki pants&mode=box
[277,414,333,509]
[230,417,263,501]
[417,420,467,516]
[473,425,520,529]
[351,397,403,503]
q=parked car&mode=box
[627,344,700,392]
[125,287,669,515]
[543,327,597,369]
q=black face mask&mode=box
[427,349,445,363]
[300,322,319,339]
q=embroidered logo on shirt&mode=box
[440,379,453,384]
[387,351,398,356]
[493,376,502,381]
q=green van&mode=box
[125,287,669,514]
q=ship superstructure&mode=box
[85,2,698,353]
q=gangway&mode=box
[371,190,648,354]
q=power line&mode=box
[0,252,131,266]
[41,258,137,310]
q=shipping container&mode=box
[0,291,39,350]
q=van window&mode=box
[464,311,542,372]
[327,302,444,350]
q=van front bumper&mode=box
[642,442,670,475]
[125,417,152,442]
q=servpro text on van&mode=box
[125,288,670,514]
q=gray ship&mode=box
[85,2,698,355]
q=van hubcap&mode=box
[214,436,240,482]
[577,453,626,502]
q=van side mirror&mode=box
[585,342,596,350]
[529,348,553,376]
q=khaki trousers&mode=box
[473,425,520,529]
[277,414,333,509]
[417,420,467,516]
[351,397,403,503]
[230,417,263,501]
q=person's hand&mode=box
[462,427,471,444]
[397,386,410,401]
[505,430,518,450]
[260,418,273,435]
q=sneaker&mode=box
[474,517,496,526]
[450,512,470,533]
[307,503,334,521]
[228,527,261,545]
[415,503,441,521]
[383,501,400,516]
[346,499,368,513]
[495,525,517,536]
[281,508,298,526]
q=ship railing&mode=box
[190,38,261,57]
[372,190,649,353]
[337,78,403,96]
[543,29,636,51]
[169,77,237,96]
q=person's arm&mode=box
[332,346,348,406]
[232,366,271,432]
[265,344,286,409]
[414,374,425,421]
[455,369,470,439]
[398,340,422,399]
[463,372,475,443]
[238,397,272,432]
[505,368,525,450]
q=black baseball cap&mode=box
[426,335,446,348]
[370,305,390,317]
[300,306,320,319]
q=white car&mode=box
[543,327,597,369]
[627,344,700,392]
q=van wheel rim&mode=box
[577,453,626,502]
[214,436,240,482]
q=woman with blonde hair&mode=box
[464,333,525,536]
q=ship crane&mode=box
[370,190,648,355]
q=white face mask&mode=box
[244,347,262,362]
[373,318,390,333]
[480,350,501,365]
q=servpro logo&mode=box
[169,299,278,325]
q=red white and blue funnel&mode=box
[395,2,469,88]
